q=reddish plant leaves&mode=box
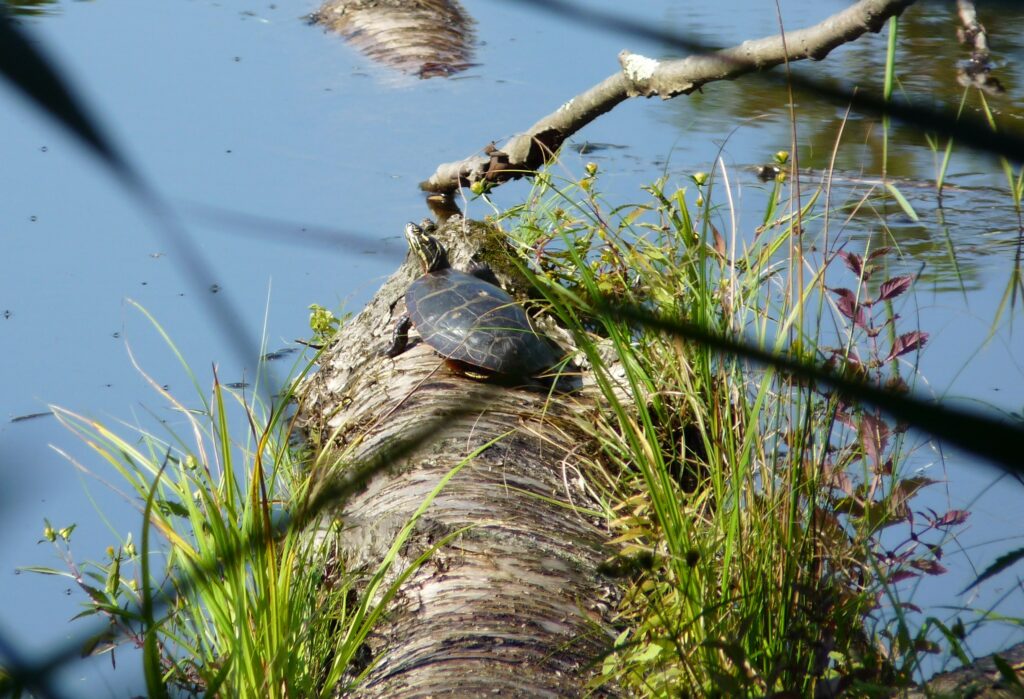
[933,509,970,527]
[859,411,890,468]
[886,331,929,362]
[888,570,919,584]
[711,224,727,258]
[910,558,948,575]
[895,476,938,501]
[878,275,914,302]
[827,348,869,381]
[831,287,867,328]
[838,251,863,277]
[819,249,961,596]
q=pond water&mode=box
[1,0,1022,693]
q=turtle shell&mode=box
[406,267,558,376]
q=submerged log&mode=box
[297,217,617,696]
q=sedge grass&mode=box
[498,154,963,695]
[20,306,467,698]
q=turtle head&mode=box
[405,221,449,273]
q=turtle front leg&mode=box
[384,314,413,358]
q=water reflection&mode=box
[3,0,83,17]
[653,1,1023,292]
[311,0,476,78]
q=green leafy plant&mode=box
[308,304,346,346]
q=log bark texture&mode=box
[904,640,1024,698]
[298,217,617,697]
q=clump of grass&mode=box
[21,304,435,697]
[499,156,961,695]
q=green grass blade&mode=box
[884,183,919,221]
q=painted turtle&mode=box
[385,221,560,379]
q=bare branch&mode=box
[420,0,916,194]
